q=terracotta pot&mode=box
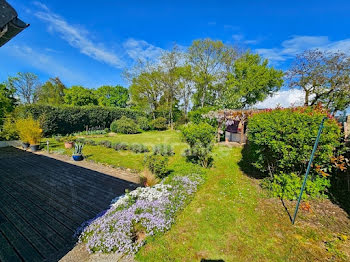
[64,141,74,149]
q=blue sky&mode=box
[1,0,350,107]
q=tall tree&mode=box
[64,86,98,106]
[286,49,350,112]
[7,72,40,104]
[129,71,164,119]
[176,65,194,117]
[219,52,284,109]
[187,38,237,108]
[0,83,17,125]
[96,85,129,107]
[36,77,66,105]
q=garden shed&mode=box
[0,0,29,47]
[204,109,263,144]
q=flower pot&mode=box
[72,154,84,161]
[22,142,30,149]
[30,144,40,152]
[64,142,74,149]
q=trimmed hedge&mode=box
[14,105,145,136]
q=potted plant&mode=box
[64,135,76,149]
[16,117,42,151]
[72,143,84,161]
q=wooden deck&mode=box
[0,147,137,262]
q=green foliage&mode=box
[63,135,76,143]
[153,144,174,156]
[188,107,216,125]
[36,77,66,106]
[181,122,216,167]
[247,107,341,199]
[95,85,129,107]
[0,116,18,140]
[84,139,97,146]
[98,140,112,148]
[110,116,140,134]
[129,143,150,153]
[219,52,284,109]
[75,138,85,144]
[261,172,330,200]
[0,83,17,126]
[64,86,98,106]
[144,154,169,178]
[112,142,128,151]
[14,104,144,136]
[136,116,151,131]
[74,143,84,155]
[150,117,167,130]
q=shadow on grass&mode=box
[329,173,350,218]
[238,143,265,179]
[201,260,225,262]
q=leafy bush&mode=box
[14,104,145,136]
[153,144,174,156]
[84,139,97,146]
[137,116,151,131]
[110,116,140,134]
[98,140,112,148]
[144,155,169,178]
[75,138,86,144]
[0,116,18,140]
[150,117,167,130]
[15,116,43,145]
[63,135,76,143]
[129,143,149,153]
[261,172,331,200]
[112,142,128,151]
[181,122,216,167]
[247,106,341,199]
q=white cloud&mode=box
[123,38,163,62]
[232,34,260,45]
[4,44,88,84]
[255,89,305,109]
[256,35,350,63]
[33,2,125,68]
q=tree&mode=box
[187,38,237,108]
[286,49,350,113]
[36,77,66,105]
[176,65,194,117]
[0,83,17,125]
[129,71,164,119]
[64,86,98,106]
[7,72,40,104]
[95,85,129,107]
[219,52,284,109]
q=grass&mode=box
[45,131,350,261]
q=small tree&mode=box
[181,122,216,167]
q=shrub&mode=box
[150,117,167,130]
[110,116,140,134]
[112,142,128,151]
[98,140,112,148]
[75,138,85,144]
[153,144,174,156]
[129,143,149,153]
[144,155,169,178]
[181,122,216,168]
[247,106,341,199]
[0,116,18,140]
[63,135,76,143]
[137,116,151,131]
[84,139,97,146]
[14,104,145,136]
[15,116,43,145]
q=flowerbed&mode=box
[78,174,203,254]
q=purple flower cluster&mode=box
[79,175,202,254]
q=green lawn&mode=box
[46,131,350,261]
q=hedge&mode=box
[14,105,145,136]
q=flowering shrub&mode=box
[79,175,202,254]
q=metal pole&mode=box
[292,117,327,225]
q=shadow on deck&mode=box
[0,147,137,262]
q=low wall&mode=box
[0,140,21,148]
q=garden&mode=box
[0,39,349,261]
